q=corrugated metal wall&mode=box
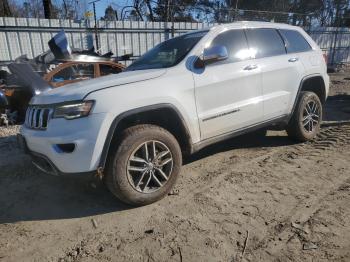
[0,17,349,65]
[309,27,350,65]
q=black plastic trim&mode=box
[202,109,240,122]
[288,74,326,122]
[28,151,95,176]
[98,103,193,169]
[193,115,289,152]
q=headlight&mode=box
[53,100,94,120]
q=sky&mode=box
[92,0,129,19]
[14,0,131,19]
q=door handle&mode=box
[288,57,299,62]
[244,64,258,71]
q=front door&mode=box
[193,29,264,140]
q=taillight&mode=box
[323,53,328,64]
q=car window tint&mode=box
[53,64,94,82]
[126,30,208,71]
[245,28,286,59]
[279,29,312,53]
[210,29,250,62]
[100,64,122,76]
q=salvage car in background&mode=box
[0,30,126,125]
[0,58,125,123]
[43,59,124,87]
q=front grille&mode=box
[25,106,53,130]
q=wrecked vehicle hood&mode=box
[31,69,166,105]
[8,63,52,95]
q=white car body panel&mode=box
[192,59,263,139]
[259,54,305,119]
[21,21,330,174]
[31,69,167,105]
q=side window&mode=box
[245,28,286,59]
[279,29,312,53]
[100,64,123,76]
[210,29,250,63]
[52,64,94,82]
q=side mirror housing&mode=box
[203,45,228,65]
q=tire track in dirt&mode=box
[182,124,350,196]
[260,124,350,165]
[171,124,350,262]
[244,124,350,261]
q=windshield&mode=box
[125,31,208,71]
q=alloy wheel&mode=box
[127,140,173,193]
[302,100,320,133]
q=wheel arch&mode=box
[290,74,327,116]
[299,75,326,103]
[99,103,193,169]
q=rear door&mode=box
[279,29,318,114]
[193,29,263,140]
[245,28,305,120]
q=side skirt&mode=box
[192,115,289,153]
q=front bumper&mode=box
[20,112,113,174]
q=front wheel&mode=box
[105,124,182,206]
[287,91,322,142]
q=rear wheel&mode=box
[105,124,182,206]
[287,91,322,142]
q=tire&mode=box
[105,124,182,206]
[287,91,322,142]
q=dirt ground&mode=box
[1,72,350,262]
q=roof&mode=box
[210,21,302,31]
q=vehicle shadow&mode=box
[0,145,132,223]
[185,130,296,164]
[323,94,350,122]
[1,132,295,224]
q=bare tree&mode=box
[60,0,79,19]
[103,5,118,21]
[145,0,155,21]
[43,0,53,18]
[0,0,12,16]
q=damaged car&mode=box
[0,30,127,125]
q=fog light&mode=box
[54,143,75,153]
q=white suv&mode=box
[20,22,329,205]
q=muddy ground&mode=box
[1,72,350,262]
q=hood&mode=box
[31,69,166,105]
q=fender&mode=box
[98,103,193,169]
[288,73,326,120]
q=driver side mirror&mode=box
[203,45,228,65]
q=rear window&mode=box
[279,29,312,53]
[245,28,286,59]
